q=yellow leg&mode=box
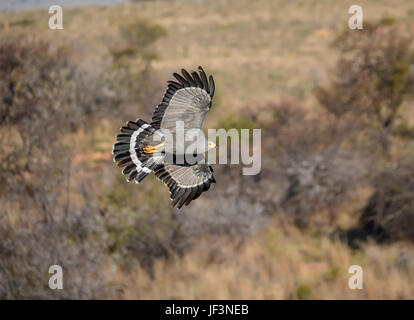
[143,142,165,154]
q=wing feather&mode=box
[151,66,215,132]
[191,71,203,88]
[181,68,196,86]
[198,66,209,93]
[173,72,190,87]
[148,67,216,207]
[154,163,215,208]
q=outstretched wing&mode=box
[154,163,215,208]
[151,66,215,133]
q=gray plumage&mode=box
[112,66,216,208]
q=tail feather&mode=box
[112,119,164,183]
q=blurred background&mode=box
[1,0,414,299]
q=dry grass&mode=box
[2,0,414,300]
[105,218,414,299]
[1,0,413,109]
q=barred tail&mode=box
[112,119,163,184]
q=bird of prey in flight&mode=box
[112,66,216,208]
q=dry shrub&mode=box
[99,164,269,270]
[113,221,414,299]
[0,14,169,297]
[179,99,369,231]
[360,155,414,242]
[251,100,369,228]
[109,18,167,120]
[314,18,414,241]
[0,33,122,299]
[316,19,414,155]
[98,171,187,271]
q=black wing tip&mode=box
[209,76,215,98]
[199,66,215,98]
[169,66,215,98]
[173,72,189,87]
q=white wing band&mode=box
[130,124,152,174]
